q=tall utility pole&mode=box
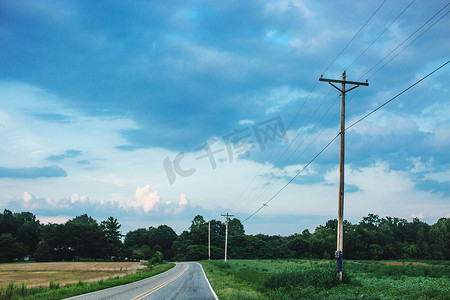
[319,71,368,280]
[221,213,234,264]
[208,221,211,260]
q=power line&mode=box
[235,91,337,213]
[236,3,447,217]
[243,133,339,223]
[346,59,449,131]
[367,9,449,80]
[235,1,393,211]
[242,59,449,223]
[346,0,416,71]
[322,0,388,75]
[233,82,320,207]
[360,3,449,80]
[238,88,360,216]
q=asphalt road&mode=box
[66,262,218,300]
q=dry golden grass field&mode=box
[0,261,146,288]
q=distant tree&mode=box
[0,233,26,262]
[140,245,153,260]
[101,216,123,259]
[429,218,449,260]
[34,239,51,262]
[42,223,73,261]
[16,213,41,255]
[228,218,245,236]
[189,215,208,245]
[131,249,145,260]
[65,214,106,259]
[0,209,18,236]
[124,228,149,249]
[149,225,177,258]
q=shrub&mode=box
[263,265,350,292]
[148,251,164,266]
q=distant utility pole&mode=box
[221,213,234,264]
[319,71,368,280]
[208,221,211,260]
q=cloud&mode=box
[130,184,189,214]
[46,150,82,162]
[132,184,161,212]
[411,213,425,219]
[10,187,189,218]
[0,166,67,178]
[37,216,71,225]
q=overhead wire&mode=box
[240,87,359,217]
[322,0,388,75]
[367,9,449,80]
[235,0,391,213]
[346,0,416,71]
[235,1,448,217]
[243,59,449,222]
[360,2,449,80]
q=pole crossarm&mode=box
[319,76,369,87]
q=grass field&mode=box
[200,259,450,299]
[0,262,175,299]
[0,261,145,289]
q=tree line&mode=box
[0,209,448,263]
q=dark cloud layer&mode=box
[1,1,446,154]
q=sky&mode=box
[0,0,449,236]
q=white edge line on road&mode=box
[196,262,219,300]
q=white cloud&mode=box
[37,216,71,225]
[132,184,161,212]
[411,213,425,219]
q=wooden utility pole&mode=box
[208,221,211,260]
[221,213,234,264]
[319,71,368,280]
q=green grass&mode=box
[0,263,175,299]
[200,259,450,299]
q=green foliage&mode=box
[100,216,123,259]
[200,259,450,300]
[48,281,60,290]
[34,240,51,262]
[263,265,349,292]
[65,214,107,259]
[1,208,449,262]
[131,249,145,260]
[149,251,164,265]
[124,225,177,260]
[0,233,26,262]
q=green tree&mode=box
[42,223,73,261]
[189,215,208,245]
[101,216,123,259]
[131,249,145,260]
[228,218,245,236]
[34,239,51,262]
[0,233,26,262]
[65,214,106,259]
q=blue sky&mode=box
[1,0,449,235]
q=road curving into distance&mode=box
[66,262,218,300]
